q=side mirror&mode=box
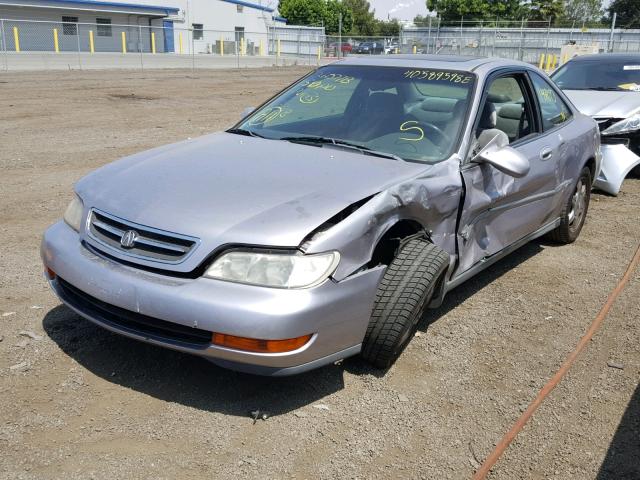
[472,130,530,178]
[240,106,255,119]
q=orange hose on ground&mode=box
[473,243,640,479]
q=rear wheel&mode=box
[548,166,591,244]
[361,237,449,369]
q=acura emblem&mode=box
[120,230,139,249]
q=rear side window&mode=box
[530,72,572,130]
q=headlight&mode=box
[63,195,84,232]
[204,250,340,289]
[602,113,640,136]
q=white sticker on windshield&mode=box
[623,65,640,70]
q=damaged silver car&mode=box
[42,56,600,375]
[552,53,640,195]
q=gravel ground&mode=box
[0,68,638,480]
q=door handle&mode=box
[540,147,553,160]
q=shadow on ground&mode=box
[43,241,544,416]
[597,382,640,480]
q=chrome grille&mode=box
[87,209,198,264]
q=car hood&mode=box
[563,89,640,118]
[77,132,427,268]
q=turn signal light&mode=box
[211,332,312,353]
[45,267,56,280]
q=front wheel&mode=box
[361,237,449,369]
[548,166,591,244]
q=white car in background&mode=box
[552,53,640,195]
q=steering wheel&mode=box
[414,121,453,147]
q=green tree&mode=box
[325,0,354,35]
[426,0,527,22]
[278,0,327,27]
[607,0,640,27]
[413,14,432,27]
[528,0,564,22]
[375,19,401,36]
[343,0,378,35]
[562,0,603,23]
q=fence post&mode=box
[53,28,59,53]
[544,18,550,59]
[427,16,432,54]
[519,17,525,60]
[76,25,82,70]
[277,36,281,66]
[493,17,497,56]
[608,12,617,52]
[479,20,483,56]
[139,25,143,71]
[191,29,195,71]
[1,19,7,71]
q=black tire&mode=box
[547,166,591,244]
[361,237,449,369]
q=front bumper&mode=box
[593,143,640,196]
[41,221,384,376]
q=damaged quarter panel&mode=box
[304,158,463,281]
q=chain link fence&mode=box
[0,19,329,71]
[3,17,640,72]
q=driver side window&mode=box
[478,75,535,145]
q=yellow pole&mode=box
[545,53,552,72]
[259,39,264,56]
[240,37,245,55]
[277,38,281,58]
[412,44,417,54]
[552,54,558,69]
[89,30,94,54]
[538,53,545,69]
[13,26,20,53]
[151,32,156,54]
[562,53,568,64]
[121,31,126,54]
[53,28,59,53]
[178,32,183,54]
[219,36,224,56]
[317,45,321,61]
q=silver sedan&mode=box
[42,56,600,375]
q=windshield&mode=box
[552,59,640,91]
[234,65,475,163]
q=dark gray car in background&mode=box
[42,56,600,375]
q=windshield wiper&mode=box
[226,127,266,138]
[281,136,404,161]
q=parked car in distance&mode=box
[327,42,352,56]
[354,41,384,54]
[385,43,399,54]
[552,53,640,195]
[42,56,600,376]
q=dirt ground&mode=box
[0,68,639,480]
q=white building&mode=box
[0,0,301,54]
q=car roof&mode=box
[335,55,532,72]
[568,53,640,62]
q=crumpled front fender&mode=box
[594,143,640,196]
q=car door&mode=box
[455,70,564,276]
